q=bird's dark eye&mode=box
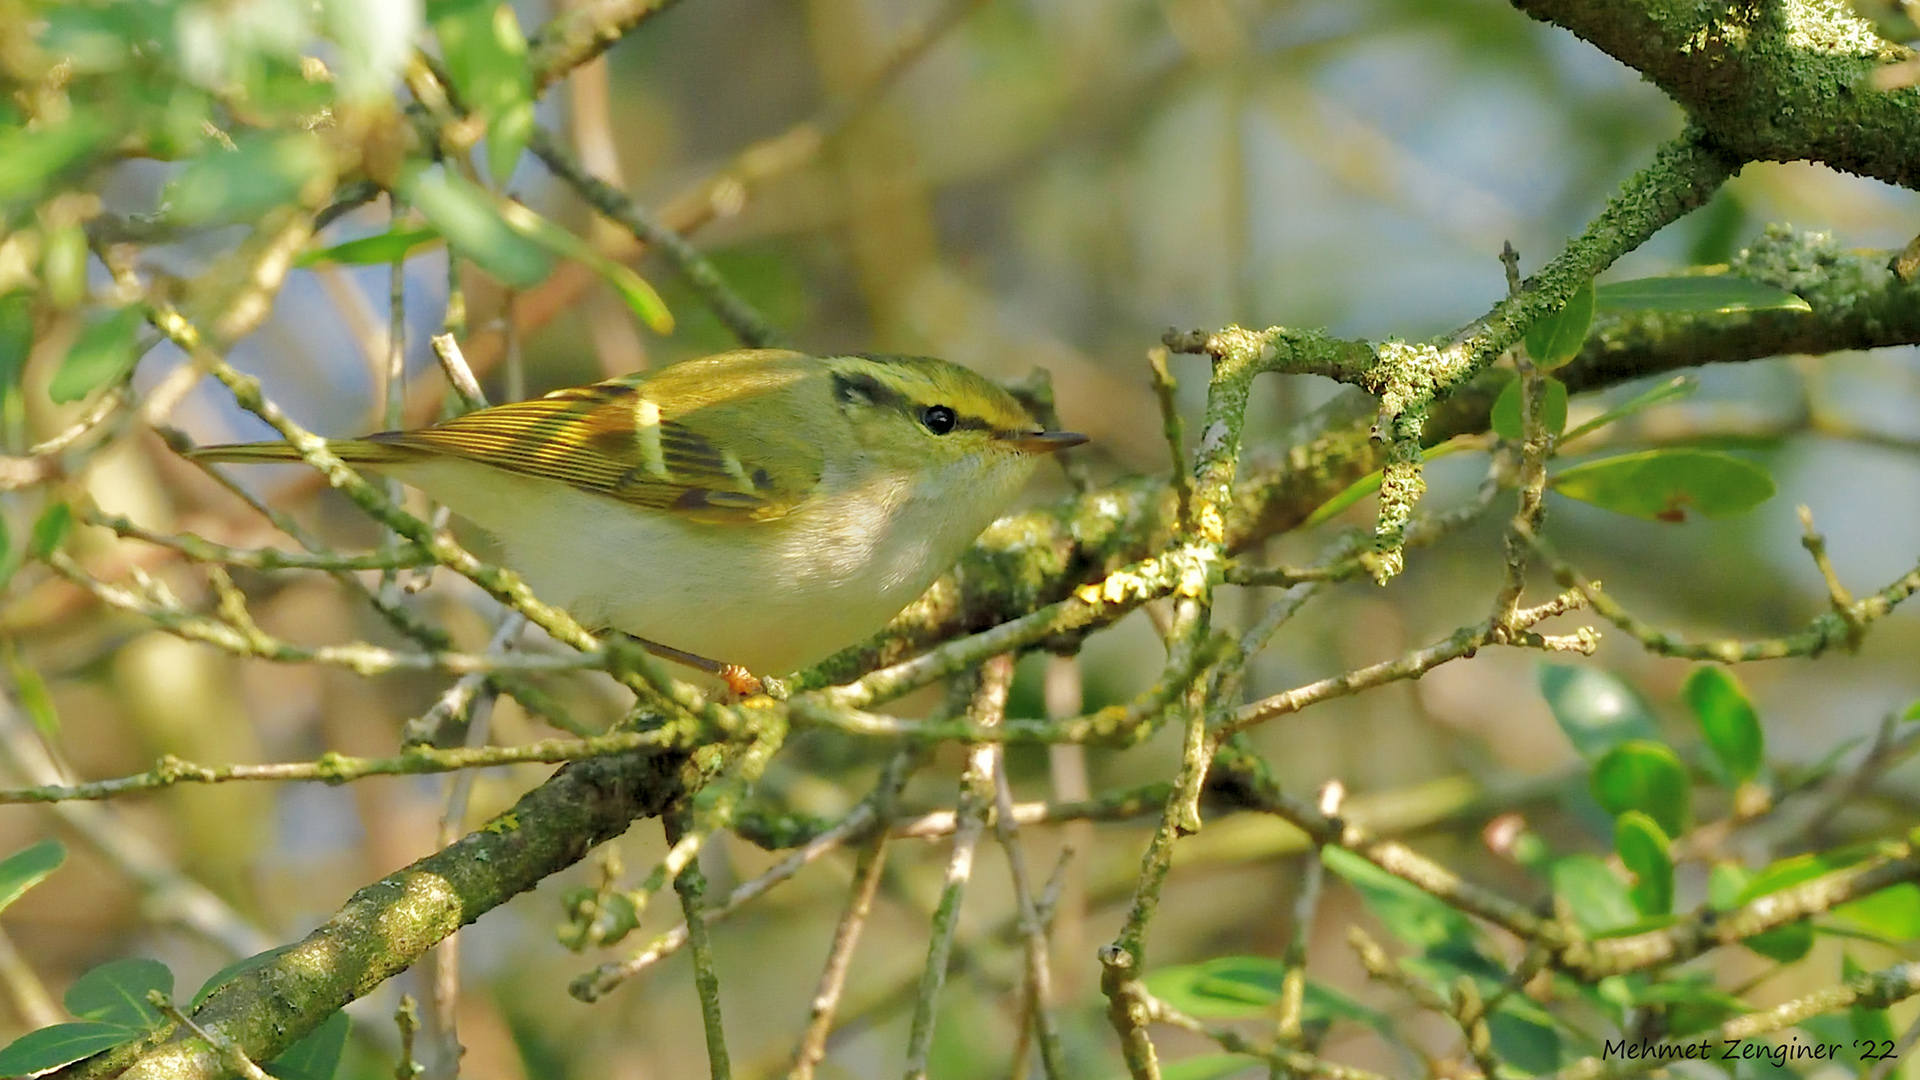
[921,404,957,435]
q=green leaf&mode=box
[0,1021,138,1076]
[0,292,33,389]
[1708,862,1748,910]
[1143,956,1386,1030]
[1830,884,1920,942]
[1537,664,1658,760]
[0,118,111,206]
[192,945,294,1008]
[1558,375,1697,446]
[1624,976,1749,1037]
[297,228,443,267]
[1744,921,1815,964]
[5,642,60,741]
[28,502,73,561]
[1715,849,1888,963]
[1735,843,1893,906]
[1591,741,1692,839]
[1842,954,1896,1046]
[1322,846,1473,950]
[1902,698,1919,722]
[0,839,65,915]
[1524,280,1594,369]
[1549,854,1638,935]
[433,0,533,186]
[1490,375,1568,441]
[1302,436,1475,529]
[1550,448,1775,522]
[1687,192,1748,265]
[1682,666,1764,785]
[49,305,146,404]
[1595,274,1812,315]
[1614,812,1673,916]
[1487,1002,1561,1075]
[266,1009,350,1080]
[163,134,333,226]
[64,957,171,1029]
[497,202,674,332]
[42,223,90,309]
[398,167,553,288]
[1155,1054,1258,1080]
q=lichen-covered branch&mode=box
[1510,0,1920,191]
[55,748,698,1080]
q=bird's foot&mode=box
[717,664,765,701]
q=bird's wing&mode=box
[372,379,818,524]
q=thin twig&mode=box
[1147,347,1192,530]
[528,127,783,350]
[788,754,915,1080]
[669,807,732,1080]
[0,729,679,804]
[149,992,271,1080]
[990,682,1064,1080]
[902,659,1011,1080]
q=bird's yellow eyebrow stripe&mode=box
[634,396,668,478]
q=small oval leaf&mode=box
[1591,740,1692,839]
[1143,956,1387,1030]
[1524,280,1594,369]
[1537,664,1659,760]
[267,1009,351,1080]
[1614,811,1673,916]
[1302,437,1475,528]
[49,305,145,404]
[1831,884,1920,943]
[298,227,443,267]
[1559,375,1697,447]
[1550,448,1775,521]
[399,167,552,288]
[0,118,112,206]
[1595,274,1812,315]
[1158,1054,1259,1080]
[162,134,332,226]
[0,291,33,388]
[1550,853,1638,935]
[1683,666,1764,785]
[28,502,73,561]
[5,642,59,740]
[1322,846,1473,950]
[0,1021,138,1076]
[1490,375,1568,441]
[63,957,172,1029]
[434,0,533,187]
[1744,922,1815,963]
[496,201,673,332]
[0,839,66,915]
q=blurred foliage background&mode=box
[2,0,1919,1078]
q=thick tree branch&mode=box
[1510,0,1920,190]
[55,748,695,1080]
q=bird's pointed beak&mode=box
[1003,430,1089,454]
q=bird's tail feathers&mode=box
[185,437,420,467]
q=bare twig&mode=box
[902,658,1011,1080]
[669,807,733,1080]
[786,757,914,1080]
[991,731,1064,1080]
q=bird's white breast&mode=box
[382,453,1033,676]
